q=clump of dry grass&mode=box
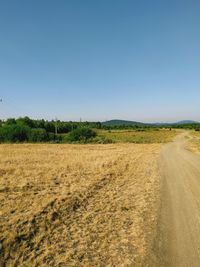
[187,131,200,154]
[0,143,161,266]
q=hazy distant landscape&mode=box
[0,116,199,144]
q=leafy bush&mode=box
[67,127,96,143]
[0,125,30,143]
[49,133,63,143]
[0,124,64,143]
[28,128,49,142]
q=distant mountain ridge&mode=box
[102,120,146,126]
[102,119,199,126]
[153,120,199,126]
[175,120,199,125]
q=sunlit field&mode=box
[187,131,200,154]
[0,142,162,266]
[96,129,177,143]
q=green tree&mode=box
[16,116,34,128]
[5,118,16,125]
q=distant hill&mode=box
[102,119,200,127]
[102,120,147,126]
[175,120,199,125]
[154,120,199,126]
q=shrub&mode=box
[0,125,30,143]
[67,127,96,143]
[28,128,49,142]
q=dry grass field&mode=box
[0,143,162,266]
[96,129,177,143]
[187,131,200,154]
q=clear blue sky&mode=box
[0,0,200,122]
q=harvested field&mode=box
[0,143,161,266]
[187,131,200,154]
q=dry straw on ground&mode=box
[187,131,200,154]
[0,143,161,266]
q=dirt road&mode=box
[157,132,200,267]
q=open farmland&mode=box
[0,143,162,266]
[96,129,177,143]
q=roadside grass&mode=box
[187,131,200,154]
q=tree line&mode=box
[0,117,101,143]
[0,116,199,143]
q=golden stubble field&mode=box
[0,143,162,266]
[187,131,200,154]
